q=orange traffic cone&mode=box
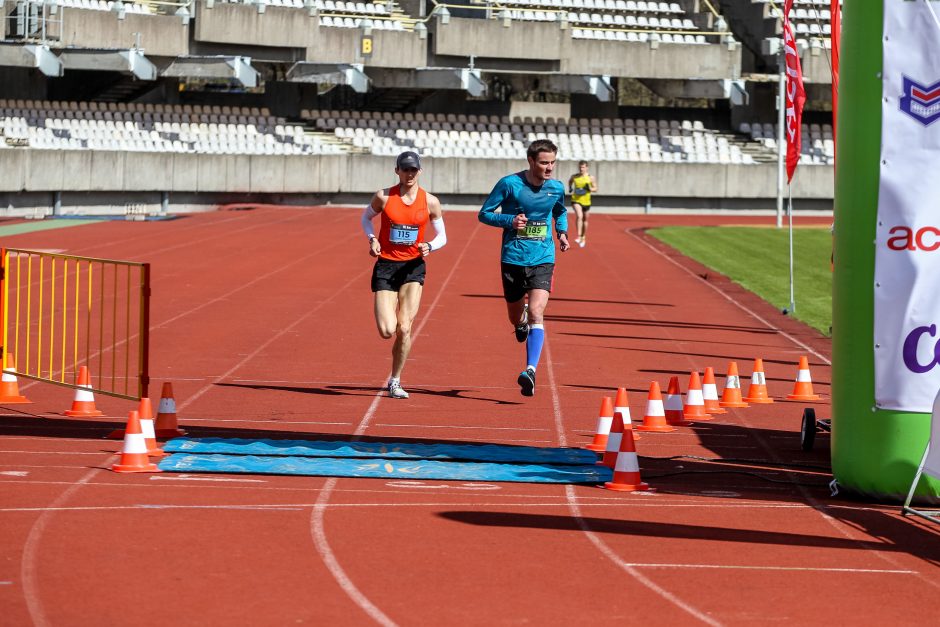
[603,417,653,492]
[111,410,161,473]
[138,397,166,457]
[64,366,103,417]
[0,355,30,404]
[786,356,821,401]
[613,387,639,441]
[636,381,676,433]
[719,361,749,408]
[664,376,692,426]
[586,396,614,452]
[600,411,625,468]
[702,367,727,414]
[683,371,712,421]
[154,382,186,438]
[743,358,774,404]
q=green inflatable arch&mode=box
[832,0,940,500]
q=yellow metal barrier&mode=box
[0,248,150,401]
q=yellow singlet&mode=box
[571,173,592,206]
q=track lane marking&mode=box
[543,340,723,626]
[310,222,482,627]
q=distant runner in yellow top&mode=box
[568,161,597,248]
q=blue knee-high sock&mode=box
[526,324,545,370]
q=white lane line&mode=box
[310,222,482,627]
[545,340,722,627]
[178,419,352,426]
[627,228,831,366]
[374,423,549,432]
[621,563,916,574]
[22,457,116,627]
[149,475,267,483]
[0,502,822,513]
[0,470,29,476]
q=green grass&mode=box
[649,226,833,336]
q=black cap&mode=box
[396,151,421,170]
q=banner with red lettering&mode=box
[874,0,940,411]
[783,0,806,182]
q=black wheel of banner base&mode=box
[801,407,817,452]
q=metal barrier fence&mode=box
[0,248,150,400]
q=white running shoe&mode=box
[388,381,409,399]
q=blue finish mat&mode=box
[158,454,613,484]
[163,437,598,465]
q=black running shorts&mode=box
[501,262,554,303]
[371,257,426,292]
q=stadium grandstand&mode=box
[1,0,837,215]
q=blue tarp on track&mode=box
[163,437,598,465]
[158,454,613,484]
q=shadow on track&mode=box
[213,382,521,405]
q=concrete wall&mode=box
[59,10,189,57]
[433,18,742,80]
[308,25,425,67]
[195,3,319,49]
[562,39,742,80]
[0,149,833,201]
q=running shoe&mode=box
[517,367,536,397]
[514,303,529,343]
[388,381,409,399]
[579,239,586,248]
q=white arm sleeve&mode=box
[426,216,447,252]
[361,205,379,239]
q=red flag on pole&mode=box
[783,0,806,183]
[830,0,841,146]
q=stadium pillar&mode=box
[831,0,940,501]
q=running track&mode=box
[1,208,938,626]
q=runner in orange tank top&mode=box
[361,151,446,399]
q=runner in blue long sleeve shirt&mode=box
[478,139,570,397]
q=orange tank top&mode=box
[378,185,429,261]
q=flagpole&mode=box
[776,62,786,229]
[788,186,795,314]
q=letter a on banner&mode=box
[783,0,806,182]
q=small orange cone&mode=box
[636,381,676,433]
[743,358,774,404]
[586,396,614,451]
[64,366,103,417]
[600,411,625,467]
[702,367,727,414]
[664,376,692,426]
[138,397,166,457]
[786,356,821,401]
[719,361,749,408]
[0,355,30,404]
[613,387,639,441]
[683,371,712,421]
[603,417,653,492]
[111,410,161,473]
[154,382,186,438]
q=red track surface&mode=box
[1,208,938,626]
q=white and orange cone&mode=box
[603,418,653,492]
[719,361,749,408]
[138,397,166,457]
[111,410,161,473]
[683,371,712,421]
[613,387,639,441]
[702,367,727,415]
[664,376,692,426]
[743,358,774,404]
[0,355,30,404]
[64,366,103,417]
[154,382,186,438]
[786,356,821,401]
[635,381,676,433]
[600,411,625,468]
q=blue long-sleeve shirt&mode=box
[478,172,568,266]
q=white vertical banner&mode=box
[875,1,940,412]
